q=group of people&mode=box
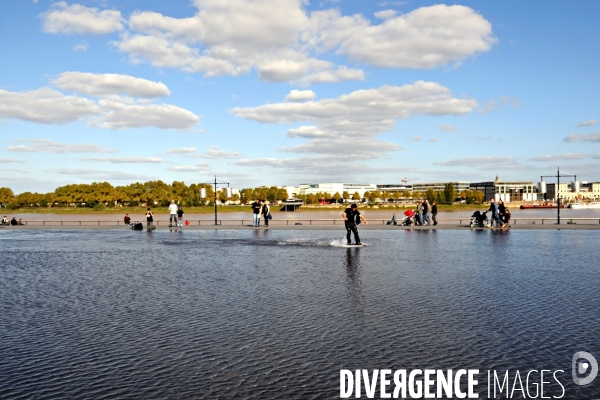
[2,216,24,226]
[123,200,188,231]
[414,199,439,226]
[251,199,271,227]
[487,199,511,228]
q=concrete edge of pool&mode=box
[2,224,600,231]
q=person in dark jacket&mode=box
[488,199,505,228]
[261,200,270,227]
[342,203,368,245]
[10,217,17,226]
[251,199,261,227]
[124,213,131,225]
[431,201,438,226]
[145,208,155,230]
[498,199,506,222]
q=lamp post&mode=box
[199,176,230,226]
[540,167,576,225]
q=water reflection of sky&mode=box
[0,230,598,398]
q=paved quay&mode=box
[2,224,600,231]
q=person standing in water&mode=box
[342,203,368,245]
[145,208,155,230]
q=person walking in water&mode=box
[431,201,438,226]
[342,203,368,245]
[168,200,178,227]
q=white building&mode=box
[298,183,376,198]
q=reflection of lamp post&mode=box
[199,176,229,225]
[540,167,576,225]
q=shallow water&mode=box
[0,229,599,398]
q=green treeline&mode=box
[0,182,288,210]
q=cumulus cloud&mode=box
[7,139,116,153]
[564,132,600,143]
[53,72,170,97]
[0,84,198,131]
[93,97,200,130]
[82,157,164,163]
[165,147,197,155]
[308,5,496,69]
[168,162,211,172]
[201,146,242,159]
[374,10,398,20]
[528,153,588,162]
[233,155,407,176]
[231,81,476,157]
[73,41,88,51]
[435,156,518,167]
[114,2,495,82]
[41,2,123,35]
[0,158,25,163]
[0,88,98,124]
[285,89,316,102]
[241,83,474,156]
[436,124,458,132]
[51,168,147,180]
[576,119,596,127]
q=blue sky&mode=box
[1,0,600,193]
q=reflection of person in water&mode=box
[344,247,364,318]
[342,203,368,245]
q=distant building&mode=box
[412,181,471,193]
[298,183,376,198]
[470,177,537,202]
[545,182,600,201]
[376,184,413,193]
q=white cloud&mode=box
[409,136,422,141]
[435,156,518,167]
[0,88,98,124]
[168,162,211,172]
[564,132,600,143]
[429,137,439,142]
[7,139,116,153]
[436,124,458,132]
[73,41,88,51]
[92,97,200,130]
[0,86,199,131]
[478,96,520,113]
[308,5,496,69]
[115,2,494,82]
[41,2,124,35]
[53,72,170,97]
[51,168,148,180]
[165,147,198,155]
[82,157,164,163]
[201,146,242,159]
[0,158,25,163]
[234,155,407,177]
[576,119,596,127]
[231,81,476,156]
[528,153,588,162]
[374,10,398,20]
[285,89,316,102]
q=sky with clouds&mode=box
[1,0,600,193]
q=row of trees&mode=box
[239,187,289,204]
[0,181,220,209]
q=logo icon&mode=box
[572,351,598,386]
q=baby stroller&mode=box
[400,209,416,226]
[469,211,488,227]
